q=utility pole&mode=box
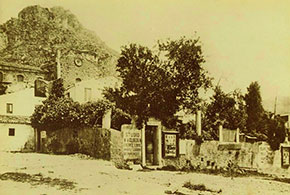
[274,96,277,115]
[56,49,61,79]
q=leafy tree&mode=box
[267,115,286,150]
[204,86,247,139]
[111,108,132,130]
[49,78,65,100]
[244,81,264,134]
[158,37,211,110]
[105,37,211,128]
[31,79,112,131]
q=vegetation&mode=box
[0,5,116,79]
[105,37,211,129]
[244,81,264,134]
[31,79,112,132]
[183,181,221,193]
[243,81,286,150]
[203,86,247,139]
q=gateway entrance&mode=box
[145,125,159,165]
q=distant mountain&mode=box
[0,5,118,74]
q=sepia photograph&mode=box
[0,0,289,194]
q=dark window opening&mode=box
[6,103,13,113]
[76,78,82,83]
[0,72,3,82]
[17,75,24,82]
[9,128,15,136]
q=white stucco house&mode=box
[0,88,45,151]
[66,76,120,104]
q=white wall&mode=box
[0,88,44,116]
[0,123,34,151]
[68,76,120,104]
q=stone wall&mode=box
[41,127,124,164]
[43,127,111,159]
[60,52,116,89]
[110,129,124,165]
[162,140,290,175]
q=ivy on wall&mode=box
[31,98,112,132]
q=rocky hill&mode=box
[0,5,117,77]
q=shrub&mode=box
[31,97,113,132]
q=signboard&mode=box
[122,129,141,161]
[40,131,47,139]
[281,146,290,167]
[164,134,177,157]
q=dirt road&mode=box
[0,152,289,195]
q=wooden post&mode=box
[141,126,146,166]
[157,123,162,166]
[236,128,240,143]
[196,110,202,136]
[219,125,223,142]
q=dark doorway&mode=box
[145,125,158,165]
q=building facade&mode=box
[0,62,46,94]
[0,88,45,151]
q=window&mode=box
[9,128,15,136]
[17,75,24,82]
[6,103,13,114]
[84,88,92,102]
[34,79,47,97]
[0,72,3,82]
[76,78,82,83]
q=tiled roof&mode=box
[0,115,31,124]
[0,60,45,72]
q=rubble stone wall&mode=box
[60,52,116,89]
[110,129,124,165]
[163,140,290,175]
[43,127,113,161]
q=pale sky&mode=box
[0,0,289,112]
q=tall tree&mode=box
[204,86,247,139]
[244,81,264,134]
[106,37,211,128]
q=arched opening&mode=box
[76,78,82,83]
[17,75,24,82]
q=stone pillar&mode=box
[141,126,146,166]
[196,110,202,136]
[102,109,112,129]
[157,123,162,166]
[236,128,240,143]
[219,125,223,142]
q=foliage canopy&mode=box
[105,37,211,128]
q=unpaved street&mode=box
[0,152,289,195]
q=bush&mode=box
[31,98,113,132]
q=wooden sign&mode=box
[281,146,290,167]
[164,134,177,157]
[122,129,141,161]
[40,131,47,139]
